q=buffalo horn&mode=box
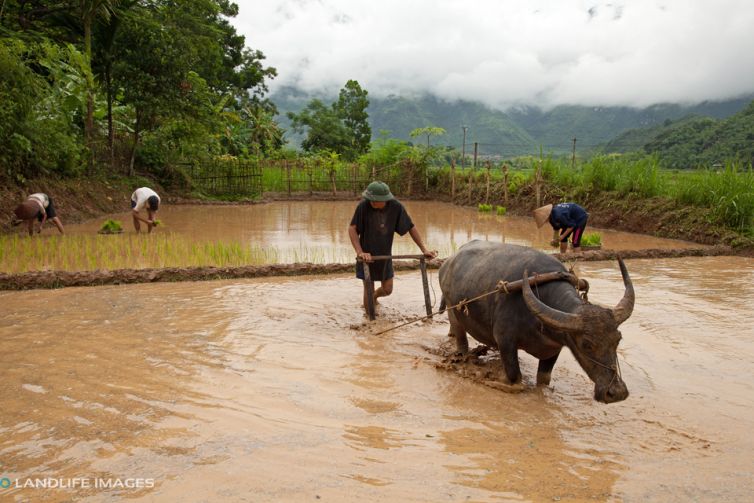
[521,269,583,332]
[612,257,635,325]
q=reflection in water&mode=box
[63,201,703,264]
[0,256,752,501]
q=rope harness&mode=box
[373,270,589,335]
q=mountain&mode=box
[642,101,754,167]
[270,86,754,158]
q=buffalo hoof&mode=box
[536,372,552,386]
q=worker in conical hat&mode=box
[533,202,589,253]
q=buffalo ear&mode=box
[612,258,635,325]
[522,269,583,332]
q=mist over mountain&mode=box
[271,86,754,157]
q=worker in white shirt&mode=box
[130,187,161,233]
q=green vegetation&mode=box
[287,80,371,161]
[644,102,754,168]
[0,234,270,272]
[581,233,602,247]
[98,219,123,234]
[478,203,492,212]
[496,206,507,216]
[539,156,753,234]
[1,0,278,181]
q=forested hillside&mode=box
[272,86,753,157]
[642,101,754,168]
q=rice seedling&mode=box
[478,203,493,212]
[496,206,507,215]
[581,232,603,247]
[99,219,123,234]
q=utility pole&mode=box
[473,142,478,168]
[571,137,577,170]
[461,126,469,170]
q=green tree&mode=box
[288,80,371,161]
[410,126,446,148]
[336,79,371,159]
[288,99,351,155]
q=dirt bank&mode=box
[0,176,163,232]
[0,246,738,290]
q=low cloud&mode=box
[233,0,754,109]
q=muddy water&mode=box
[65,201,702,263]
[1,255,752,502]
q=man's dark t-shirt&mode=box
[350,199,414,281]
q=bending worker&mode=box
[534,202,589,253]
[12,192,65,236]
[349,181,437,314]
[131,187,161,233]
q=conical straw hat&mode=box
[533,204,553,228]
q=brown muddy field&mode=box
[1,201,753,502]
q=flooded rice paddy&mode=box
[1,201,751,502]
[62,201,702,264]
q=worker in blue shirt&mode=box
[533,203,589,253]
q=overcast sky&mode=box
[232,0,754,110]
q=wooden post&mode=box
[308,162,313,196]
[362,261,375,321]
[420,258,432,318]
[485,160,491,204]
[534,159,542,208]
[467,168,473,203]
[503,163,510,206]
[450,158,456,202]
[473,142,478,168]
[286,160,291,197]
[330,164,337,196]
[461,126,468,169]
[406,161,413,196]
[571,137,577,170]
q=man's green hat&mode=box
[362,181,394,202]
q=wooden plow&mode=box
[358,254,432,321]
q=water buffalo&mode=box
[438,240,633,403]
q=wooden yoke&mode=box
[496,271,589,297]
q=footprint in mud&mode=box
[427,340,527,393]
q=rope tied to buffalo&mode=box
[373,270,589,335]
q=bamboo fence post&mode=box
[485,160,491,204]
[406,161,413,196]
[450,158,456,202]
[503,163,510,206]
[330,164,337,196]
[286,160,291,197]
[309,161,314,196]
[467,168,473,203]
[536,160,542,208]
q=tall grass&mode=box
[670,162,754,232]
[537,156,753,234]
